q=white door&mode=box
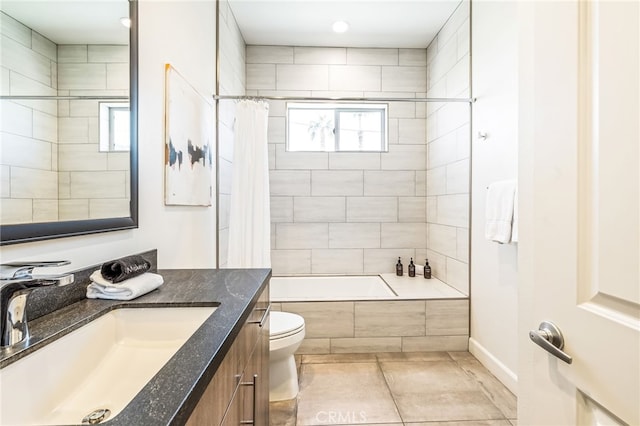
[518,1,640,425]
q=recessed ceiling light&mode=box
[120,17,132,28]
[332,21,349,33]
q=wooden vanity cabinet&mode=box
[186,284,270,426]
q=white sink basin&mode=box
[0,306,216,426]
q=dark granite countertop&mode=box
[0,268,271,426]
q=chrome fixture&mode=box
[529,320,573,364]
[82,408,111,424]
[0,261,74,352]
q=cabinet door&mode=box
[186,342,240,426]
[254,320,270,426]
[221,384,243,426]
[242,286,270,426]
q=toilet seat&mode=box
[270,311,305,340]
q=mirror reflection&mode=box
[0,0,131,226]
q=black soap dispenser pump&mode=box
[424,259,432,279]
[408,258,416,277]
[396,257,403,276]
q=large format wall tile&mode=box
[329,223,381,248]
[294,197,346,222]
[346,197,398,222]
[331,337,403,353]
[295,47,346,65]
[276,223,329,249]
[271,249,312,275]
[312,170,363,196]
[426,300,469,336]
[283,301,354,338]
[248,44,469,279]
[311,249,364,274]
[355,301,426,337]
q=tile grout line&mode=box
[374,353,408,425]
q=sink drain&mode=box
[82,408,111,424]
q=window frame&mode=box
[285,102,388,153]
[99,101,131,152]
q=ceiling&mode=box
[1,1,129,45]
[227,0,462,49]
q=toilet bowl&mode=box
[269,311,305,401]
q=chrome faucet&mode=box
[1,261,74,352]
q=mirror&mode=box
[0,0,138,244]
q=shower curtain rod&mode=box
[213,94,473,103]
[0,95,129,100]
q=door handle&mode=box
[529,321,573,364]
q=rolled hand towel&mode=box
[100,255,151,283]
[87,270,164,301]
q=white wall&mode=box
[470,1,519,394]
[0,0,217,271]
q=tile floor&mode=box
[270,352,517,426]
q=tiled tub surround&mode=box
[246,45,431,277]
[0,261,271,426]
[0,11,130,224]
[425,0,471,295]
[270,274,468,354]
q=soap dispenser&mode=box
[396,257,403,276]
[424,259,432,279]
[408,258,416,277]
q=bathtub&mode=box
[270,275,395,301]
[269,274,469,354]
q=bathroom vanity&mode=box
[186,278,270,426]
[0,267,271,426]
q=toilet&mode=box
[269,311,305,401]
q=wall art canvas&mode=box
[164,64,213,206]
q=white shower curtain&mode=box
[227,100,271,268]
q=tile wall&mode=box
[217,0,247,267]
[1,12,59,223]
[425,1,471,294]
[271,299,469,353]
[56,44,130,220]
[246,46,431,276]
[0,11,130,223]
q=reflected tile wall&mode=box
[1,10,131,224]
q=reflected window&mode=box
[99,102,130,152]
[287,103,387,152]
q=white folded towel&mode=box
[511,186,519,243]
[86,270,164,301]
[485,180,517,244]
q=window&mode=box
[286,102,388,152]
[99,102,130,152]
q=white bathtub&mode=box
[270,275,395,302]
[269,274,466,302]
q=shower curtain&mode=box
[227,100,271,268]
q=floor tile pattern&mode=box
[270,352,517,426]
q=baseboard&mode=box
[468,337,518,395]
